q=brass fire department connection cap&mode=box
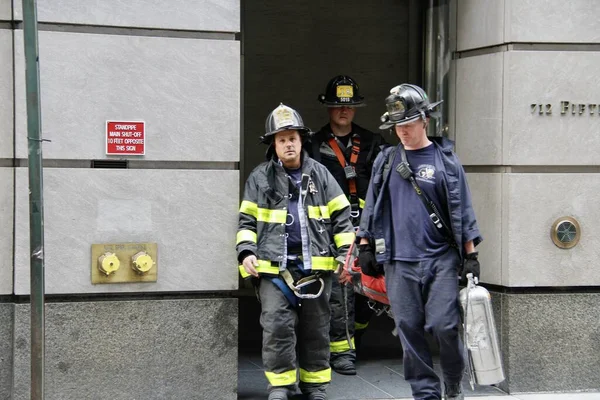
[131,251,155,274]
[98,252,120,276]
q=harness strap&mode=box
[280,269,325,299]
[328,136,361,218]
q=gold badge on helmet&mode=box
[336,85,354,102]
[273,105,294,129]
[387,100,405,115]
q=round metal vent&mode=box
[551,217,581,249]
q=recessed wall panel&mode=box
[455,53,503,165]
[12,0,240,32]
[457,0,505,51]
[0,29,12,159]
[14,31,240,161]
[505,174,600,287]
[503,51,600,166]
[14,168,239,294]
[506,0,600,44]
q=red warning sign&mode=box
[106,121,145,155]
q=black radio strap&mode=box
[399,145,458,249]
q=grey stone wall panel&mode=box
[0,0,9,20]
[14,31,240,161]
[14,168,239,294]
[12,299,238,400]
[455,52,504,165]
[0,168,13,295]
[457,0,505,51]
[503,51,600,166]
[0,303,14,400]
[502,293,600,392]
[12,0,240,32]
[466,173,502,286]
[506,0,600,44]
[0,29,12,159]
[504,174,600,287]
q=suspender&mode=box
[398,145,458,249]
[328,136,361,218]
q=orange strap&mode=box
[327,136,361,197]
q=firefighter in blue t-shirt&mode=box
[357,84,483,400]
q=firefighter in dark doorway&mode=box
[308,75,386,375]
[236,103,355,400]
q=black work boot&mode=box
[330,355,356,375]
[305,390,327,400]
[267,388,289,400]
[444,382,464,400]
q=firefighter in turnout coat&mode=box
[236,103,355,400]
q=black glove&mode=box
[461,252,480,283]
[358,244,381,277]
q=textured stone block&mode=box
[0,1,9,20]
[504,174,600,287]
[0,29,12,159]
[0,168,12,295]
[14,31,240,161]
[502,293,600,393]
[12,299,238,400]
[506,0,600,43]
[457,0,505,51]
[455,53,504,165]
[12,0,239,32]
[466,173,502,285]
[14,168,239,294]
[503,51,600,166]
[0,303,13,400]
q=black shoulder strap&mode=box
[311,138,321,163]
[399,146,457,249]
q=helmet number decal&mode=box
[273,106,295,129]
[336,85,354,102]
[387,100,405,115]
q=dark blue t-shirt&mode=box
[388,143,450,261]
[285,167,303,252]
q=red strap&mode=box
[327,136,361,197]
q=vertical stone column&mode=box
[4,1,241,398]
[454,0,600,393]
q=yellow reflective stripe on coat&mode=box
[334,232,355,248]
[330,338,355,353]
[307,205,330,220]
[265,369,297,386]
[236,229,257,245]
[359,198,365,209]
[311,256,337,271]
[299,368,331,384]
[238,260,279,278]
[239,200,257,218]
[355,321,369,331]
[257,208,287,223]
[327,194,350,215]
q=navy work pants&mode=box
[384,249,464,400]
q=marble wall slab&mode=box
[455,52,504,165]
[503,173,600,287]
[0,168,12,295]
[14,30,240,162]
[503,51,600,166]
[14,168,239,294]
[0,29,12,159]
[0,0,9,20]
[12,0,240,32]
[12,299,238,400]
[457,0,505,51]
[506,0,600,44]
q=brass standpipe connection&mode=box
[131,251,155,274]
[98,252,120,276]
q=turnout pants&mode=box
[329,278,356,362]
[384,249,465,400]
[259,271,332,395]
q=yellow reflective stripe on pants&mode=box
[236,229,257,245]
[359,198,365,209]
[265,369,297,386]
[330,337,355,353]
[311,256,337,271]
[257,207,287,223]
[307,205,330,220]
[299,368,331,384]
[334,231,355,248]
[327,194,350,215]
[239,200,257,218]
[355,321,369,331]
[238,260,280,278]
